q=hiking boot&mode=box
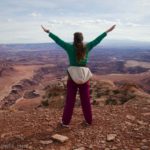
[60,121,70,128]
[80,121,91,127]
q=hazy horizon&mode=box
[0,39,150,47]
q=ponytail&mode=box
[73,32,86,63]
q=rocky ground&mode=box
[0,97,150,150]
[0,43,150,150]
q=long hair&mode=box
[73,32,86,63]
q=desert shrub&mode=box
[96,92,101,98]
[90,89,93,94]
[120,92,136,104]
[92,100,98,105]
[48,93,52,98]
[41,99,49,107]
[113,89,120,94]
[105,98,117,105]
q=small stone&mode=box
[142,139,147,143]
[137,120,147,125]
[101,144,106,149]
[111,146,117,149]
[20,144,29,149]
[125,121,132,126]
[9,107,17,112]
[142,112,150,116]
[45,117,50,121]
[60,96,64,99]
[40,140,53,145]
[126,115,135,121]
[106,134,117,142]
[101,140,105,144]
[1,133,7,138]
[89,144,93,149]
[141,146,149,150]
[46,127,53,133]
[74,147,86,150]
[33,112,36,115]
[14,135,24,140]
[28,146,33,150]
[1,132,12,138]
[124,146,129,149]
[133,128,139,131]
[51,134,69,143]
[80,131,84,136]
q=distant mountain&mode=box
[0,43,60,52]
[0,39,150,52]
[101,39,150,50]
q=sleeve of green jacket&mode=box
[86,32,107,51]
[48,32,70,52]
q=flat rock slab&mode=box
[40,140,53,145]
[126,115,136,121]
[106,134,117,141]
[74,147,86,150]
[51,134,69,143]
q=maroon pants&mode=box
[62,79,92,125]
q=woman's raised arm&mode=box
[41,25,71,51]
[87,24,116,51]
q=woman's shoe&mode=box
[60,121,70,128]
[80,121,91,127]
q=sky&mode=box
[0,0,150,44]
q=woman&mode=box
[41,24,116,127]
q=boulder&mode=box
[23,90,40,99]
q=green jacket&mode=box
[49,32,107,66]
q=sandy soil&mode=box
[0,64,54,101]
[125,60,150,68]
[11,72,58,110]
[93,71,150,84]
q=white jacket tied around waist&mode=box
[67,66,93,84]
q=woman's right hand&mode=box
[41,25,50,33]
[106,25,116,33]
